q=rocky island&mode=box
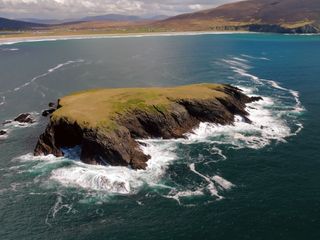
[34,84,262,169]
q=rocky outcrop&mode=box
[14,113,35,124]
[2,113,36,125]
[0,130,6,136]
[34,84,262,170]
[246,23,320,34]
[42,102,58,117]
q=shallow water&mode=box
[0,33,320,239]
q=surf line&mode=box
[224,56,305,113]
[0,59,84,95]
[241,54,270,61]
[224,56,305,137]
[13,59,85,92]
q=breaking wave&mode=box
[13,59,85,92]
[1,48,19,52]
[0,96,5,106]
[0,59,85,112]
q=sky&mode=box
[0,0,240,19]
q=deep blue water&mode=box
[0,33,320,240]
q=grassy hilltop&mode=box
[52,83,227,130]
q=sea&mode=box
[0,33,319,240]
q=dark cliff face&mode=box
[34,85,262,170]
[246,23,320,34]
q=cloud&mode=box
[0,0,239,19]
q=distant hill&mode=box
[156,0,320,33]
[2,0,319,34]
[0,17,46,30]
[79,14,169,22]
[16,15,169,27]
[18,18,69,25]
[80,14,142,22]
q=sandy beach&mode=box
[0,31,250,45]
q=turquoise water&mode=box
[0,33,319,239]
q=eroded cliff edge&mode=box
[34,84,262,169]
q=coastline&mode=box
[0,31,251,46]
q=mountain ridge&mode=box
[0,17,46,30]
[157,0,320,33]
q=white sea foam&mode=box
[47,141,177,195]
[186,95,291,149]
[241,54,270,61]
[163,162,235,204]
[45,193,73,226]
[211,147,227,161]
[189,163,222,199]
[212,175,234,190]
[222,55,305,138]
[1,48,19,51]
[232,57,249,63]
[230,66,262,84]
[222,59,251,70]
[164,188,204,205]
[265,80,304,113]
[0,96,6,106]
[157,161,233,204]
[2,112,39,129]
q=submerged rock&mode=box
[48,102,56,108]
[250,96,263,102]
[0,130,7,135]
[34,83,262,170]
[14,113,35,124]
[2,120,12,125]
[42,102,59,117]
[42,109,56,117]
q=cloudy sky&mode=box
[0,0,239,19]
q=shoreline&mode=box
[1,31,318,46]
[0,31,251,46]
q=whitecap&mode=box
[222,59,251,70]
[0,96,6,106]
[232,57,249,63]
[264,79,305,113]
[241,54,270,61]
[212,175,234,190]
[1,48,19,51]
[12,59,85,93]
[230,66,262,84]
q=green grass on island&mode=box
[52,83,228,131]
